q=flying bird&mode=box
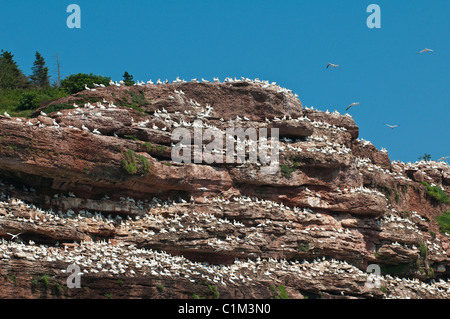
[346,102,360,111]
[327,63,340,69]
[7,232,22,240]
[418,48,434,54]
[438,156,449,161]
[384,123,400,129]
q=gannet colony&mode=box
[0,76,449,299]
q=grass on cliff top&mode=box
[436,211,450,235]
[421,182,450,204]
[0,87,70,117]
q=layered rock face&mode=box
[0,79,449,299]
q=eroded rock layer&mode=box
[0,79,449,299]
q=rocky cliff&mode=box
[0,78,449,299]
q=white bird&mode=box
[7,232,22,240]
[4,112,11,117]
[82,125,90,132]
[418,48,434,54]
[84,84,91,91]
[385,123,399,129]
[40,111,47,116]
[327,63,340,69]
[93,128,101,135]
[346,102,360,111]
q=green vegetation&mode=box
[104,292,113,299]
[208,285,220,299]
[156,285,164,293]
[400,211,410,219]
[121,150,151,175]
[436,211,450,235]
[297,241,310,252]
[418,153,431,162]
[419,243,428,258]
[421,182,450,204]
[0,50,72,117]
[143,142,168,153]
[61,73,110,94]
[30,51,50,88]
[192,294,206,299]
[31,274,54,292]
[124,135,140,141]
[123,71,135,86]
[270,285,289,299]
[0,87,69,117]
[280,162,300,178]
[4,274,17,285]
[116,90,150,114]
[0,50,29,89]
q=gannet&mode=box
[4,112,11,117]
[326,63,340,69]
[384,123,399,129]
[7,232,22,240]
[346,102,360,111]
[418,48,434,54]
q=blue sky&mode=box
[0,0,449,163]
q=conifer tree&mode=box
[123,71,135,86]
[30,51,50,87]
[0,50,29,89]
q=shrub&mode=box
[0,87,70,116]
[436,211,450,235]
[17,91,40,110]
[421,182,450,204]
[61,73,110,94]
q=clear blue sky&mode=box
[1,0,449,163]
